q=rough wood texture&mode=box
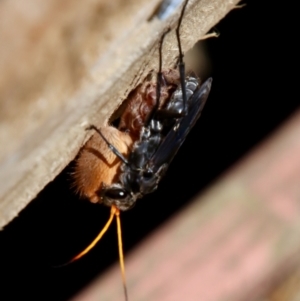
[71,110,300,301]
[0,0,240,228]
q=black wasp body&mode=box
[74,0,212,211]
[95,74,212,210]
[71,1,212,300]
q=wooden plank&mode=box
[0,0,240,228]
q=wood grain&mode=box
[0,0,241,228]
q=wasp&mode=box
[71,0,212,299]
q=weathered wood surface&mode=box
[0,0,241,228]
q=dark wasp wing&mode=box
[149,77,212,171]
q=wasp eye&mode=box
[105,189,128,200]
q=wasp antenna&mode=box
[71,206,117,262]
[176,0,189,115]
[53,207,116,268]
[116,208,128,301]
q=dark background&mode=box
[0,1,296,300]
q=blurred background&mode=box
[0,0,298,300]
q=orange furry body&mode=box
[73,127,133,203]
[73,70,180,204]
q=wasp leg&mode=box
[86,125,129,165]
[176,0,189,116]
[145,28,171,127]
[151,0,191,122]
[156,28,171,111]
